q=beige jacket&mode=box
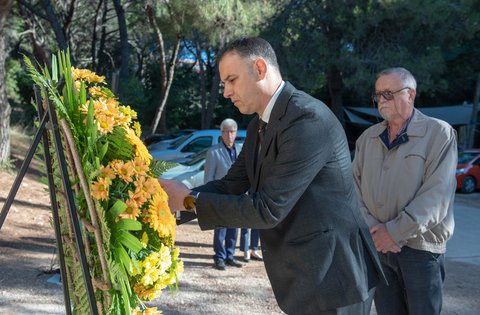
[353,109,457,253]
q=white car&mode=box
[150,129,246,162]
[160,150,207,189]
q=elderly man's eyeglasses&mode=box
[373,87,410,103]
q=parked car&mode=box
[150,129,246,162]
[160,138,245,188]
[456,149,480,193]
[160,149,208,189]
[148,133,188,151]
[144,129,196,147]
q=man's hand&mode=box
[370,223,401,254]
[158,179,191,212]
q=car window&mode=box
[458,151,479,164]
[182,136,213,153]
[184,150,208,166]
[168,134,192,149]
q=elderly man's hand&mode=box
[158,179,191,212]
[370,223,401,254]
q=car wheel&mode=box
[461,176,476,194]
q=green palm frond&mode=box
[150,160,177,177]
[103,127,134,163]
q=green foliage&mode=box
[266,0,480,107]
[103,127,134,163]
[150,159,177,178]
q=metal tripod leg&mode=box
[34,86,72,315]
[0,111,48,230]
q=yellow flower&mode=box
[172,248,180,261]
[104,98,121,116]
[117,198,140,220]
[126,128,152,165]
[96,114,115,134]
[100,165,116,180]
[128,190,148,208]
[131,157,149,178]
[74,80,81,92]
[71,67,105,84]
[119,105,138,119]
[141,232,149,248]
[133,121,142,137]
[89,86,109,98]
[175,260,184,276]
[144,192,176,239]
[134,283,162,301]
[134,177,152,200]
[91,177,110,200]
[132,307,162,315]
[113,160,135,183]
[144,177,160,196]
[79,102,89,115]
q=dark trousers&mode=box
[375,246,445,315]
[213,228,238,261]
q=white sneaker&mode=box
[250,250,263,261]
[243,251,250,262]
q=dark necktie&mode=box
[255,120,267,170]
[258,120,267,146]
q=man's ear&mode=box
[254,58,268,80]
[409,88,416,103]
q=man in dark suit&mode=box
[160,37,384,314]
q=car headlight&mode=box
[456,168,465,174]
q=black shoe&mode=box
[225,258,243,268]
[214,259,226,270]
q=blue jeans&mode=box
[240,228,259,251]
[374,246,445,315]
[213,228,238,261]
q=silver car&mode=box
[150,129,246,162]
[160,150,207,189]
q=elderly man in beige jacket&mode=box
[353,67,457,315]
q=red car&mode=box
[456,149,480,193]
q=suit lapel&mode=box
[253,82,295,190]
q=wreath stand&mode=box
[0,85,98,315]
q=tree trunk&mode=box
[194,39,207,129]
[145,1,180,135]
[91,0,104,69]
[112,0,130,95]
[205,66,220,129]
[326,65,345,127]
[18,3,50,65]
[0,0,13,165]
[148,37,180,134]
[40,0,68,50]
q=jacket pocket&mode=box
[287,228,333,245]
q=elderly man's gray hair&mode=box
[220,118,238,131]
[377,67,417,90]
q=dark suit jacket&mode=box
[194,82,384,313]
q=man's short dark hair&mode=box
[218,37,279,71]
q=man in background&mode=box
[353,67,457,315]
[204,118,243,270]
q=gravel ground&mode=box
[1,166,479,314]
